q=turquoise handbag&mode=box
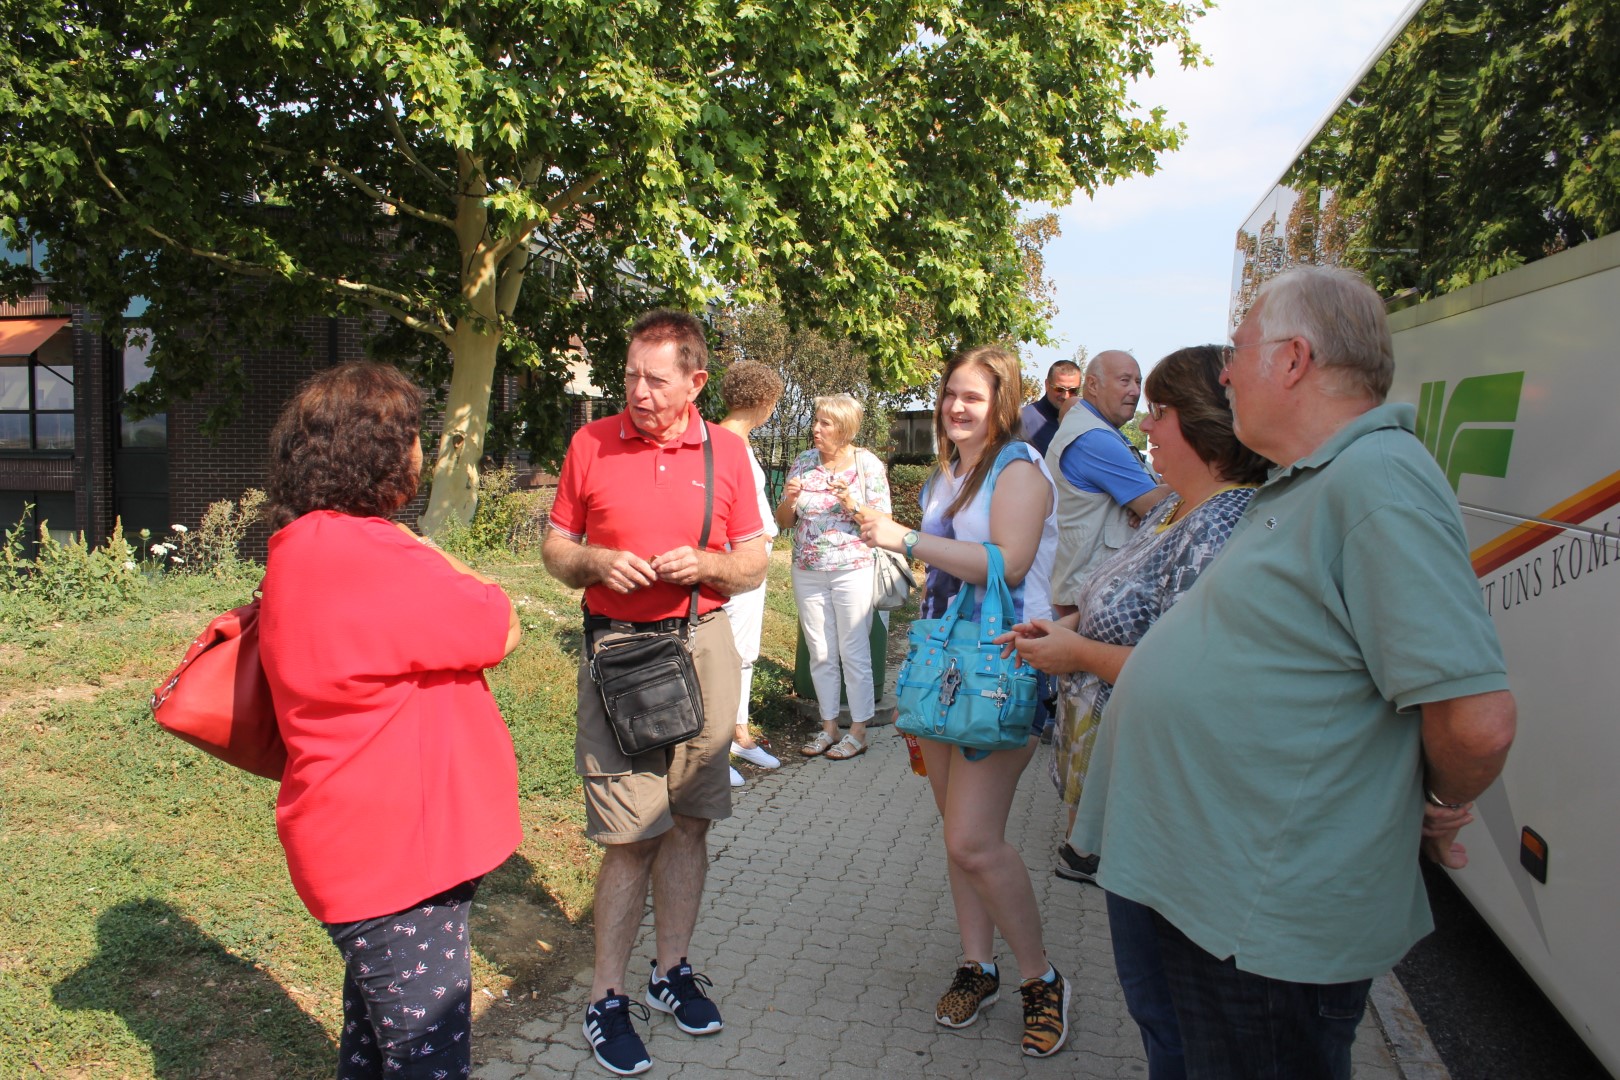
[895,542,1037,752]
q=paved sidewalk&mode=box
[477,732,1423,1079]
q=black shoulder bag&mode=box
[586,424,713,756]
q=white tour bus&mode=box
[1231,0,1620,1072]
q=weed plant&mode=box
[435,467,550,559]
[142,489,267,579]
[0,514,143,626]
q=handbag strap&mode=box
[975,542,1015,639]
[926,542,1013,645]
[687,422,714,633]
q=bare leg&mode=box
[591,836,661,1000]
[921,736,1047,981]
[1065,802,1094,858]
[651,814,711,974]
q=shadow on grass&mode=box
[53,898,333,1079]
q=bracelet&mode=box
[1424,788,1467,810]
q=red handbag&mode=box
[150,590,286,780]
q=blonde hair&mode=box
[813,393,864,446]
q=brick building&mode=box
[2,289,372,556]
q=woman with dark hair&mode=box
[859,345,1068,1060]
[998,344,1271,1080]
[260,360,522,1080]
[718,360,786,785]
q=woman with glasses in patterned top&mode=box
[997,344,1272,1079]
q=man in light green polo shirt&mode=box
[1072,265,1516,1080]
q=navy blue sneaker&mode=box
[582,992,651,1076]
[646,958,723,1035]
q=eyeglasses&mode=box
[1222,337,1295,371]
[1146,402,1169,421]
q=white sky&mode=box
[1022,0,1418,381]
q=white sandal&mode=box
[801,731,837,757]
[824,733,868,761]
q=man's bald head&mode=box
[1083,350,1142,428]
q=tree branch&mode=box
[252,141,455,228]
[381,105,455,196]
[81,130,454,341]
[488,169,604,263]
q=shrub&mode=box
[887,463,934,528]
[436,467,550,558]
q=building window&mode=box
[120,330,166,448]
[0,491,75,549]
[0,331,74,451]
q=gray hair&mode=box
[1255,266,1393,402]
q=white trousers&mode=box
[722,572,767,730]
[792,564,877,724]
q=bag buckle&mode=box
[938,660,962,707]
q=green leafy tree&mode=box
[1,0,1205,531]
[1234,0,1620,320]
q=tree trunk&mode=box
[418,324,499,535]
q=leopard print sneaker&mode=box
[935,961,1000,1028]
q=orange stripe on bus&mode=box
[1471,470,1620,577]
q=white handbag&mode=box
[855,450,915,611]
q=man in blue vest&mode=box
[1042,349,1167,883]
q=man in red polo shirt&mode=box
[544,309,766,1076]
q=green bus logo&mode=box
[1415,372,1524,492]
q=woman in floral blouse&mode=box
[776,393,891,760]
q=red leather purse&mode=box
[150,591,285,780]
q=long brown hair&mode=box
[933,345,1025,520]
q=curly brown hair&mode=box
[1144,345,1271,484]
[720,360,784,412]
[266,361,425,531]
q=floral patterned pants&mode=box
[323,878,481,1080]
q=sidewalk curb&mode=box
[1370,971,1452,1080]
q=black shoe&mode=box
[1055,843,1099,884]
[646,958,723,1035]
[582,992,652,1075]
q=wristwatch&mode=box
[1424,788,1467,810]
[903,530,920,560]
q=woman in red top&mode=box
[259,361,522,1080]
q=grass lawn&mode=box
[0,547,812,1078]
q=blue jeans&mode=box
[324,878,481,1080]
[1107,892,1186,1080]
[1152,911,1370,1080]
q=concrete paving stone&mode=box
[471,1060,527,1080]
[721,1045,798,1076]
[500,1062,574,1080]
[522,1036,596,1072]
[643,1032,736,1068]
[515,1017,568,1042]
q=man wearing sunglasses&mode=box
[1019,359,1084,455]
